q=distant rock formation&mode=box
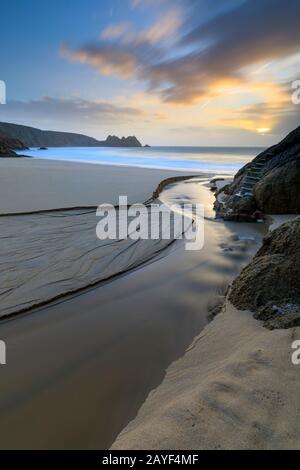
[229,217,300,329]
[0,122,142,148]
[102,135,142,147]
[215,125,300,221]
[0,132,28,157]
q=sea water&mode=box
[18,145,264,173]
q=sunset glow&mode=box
[0,0,299,146]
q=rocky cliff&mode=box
[215,125,300,221]
[0,132,28,157]
[0,122,142,148]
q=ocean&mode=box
[18,146,265,173]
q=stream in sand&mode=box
[0,177,266,449]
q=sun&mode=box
[257,128,271,135]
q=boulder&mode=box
[254,159,300,213]
[229,217,300,328]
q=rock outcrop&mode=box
[0,133,28,157]
[0,122,142,148]
[229,217,300,329]
[104,135,142,147]
[215,125,300,220]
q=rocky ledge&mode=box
[229,217,300,329]
[214,125,300,221]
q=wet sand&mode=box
[113,298,300,450]
[0,158,199,213]
[0,163,265,449]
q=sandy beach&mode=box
[0,157,268,449]
[113,299,300,450]
[0,156,298,450]
[0,158,199,213]
[2,0,300,453]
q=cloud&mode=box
[101,23,130,40]
[0,96,155,129]
[224,99,300,135]
[62,43,144,79]
[63,0,300,104]
[60,0,300,140]
[62,7,182,79]
[100,9,181,45]
[137,9,181,44]
[150,0,300,103]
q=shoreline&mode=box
[0,160,264,449]
[112,214,300,450]
[16,145,260,175]
[19,155,235,174]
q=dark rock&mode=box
[223,212,256,223]
[257,218,300,257]
[254,302,299,321]
[253,211,265,222]
[104,135,142,147]
[263,312,300,330]
[39,147,48,150]
[0,133,28,157]
[215,125,300,219]
[229,217,300,329]
[210,178,225,192]
[254,159,300,213]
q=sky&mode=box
[0,0,299,146]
